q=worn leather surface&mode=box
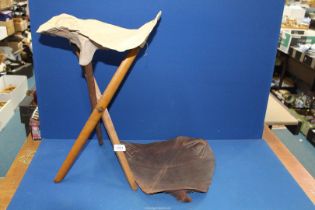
[123,136,215,194]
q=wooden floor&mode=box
[0,135,40,210]
[263,126,315,204]
[0,128,314,209]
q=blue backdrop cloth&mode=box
[30,0,284,140]
[8,139,314,210]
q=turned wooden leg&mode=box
[94,80,137,190]
[73,47,104,145]
[83,63,104,145]
[54,47,140,183]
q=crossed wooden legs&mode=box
[53,48,140,191]
[94,82,137,190]
[82,62,103,145]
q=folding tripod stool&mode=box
[37,11,162,190]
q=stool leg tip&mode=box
[131,183,138,191]
[54,177,62,183]
[98,139,104,146]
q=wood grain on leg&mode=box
[83,63,104,145]
[94,81,137,190]
[54,48,140,183]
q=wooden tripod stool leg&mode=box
[83,63,104,145]
[77,48,135,189]
[73,48,104,145]
[54,47,140,184]
[94,80,137,190]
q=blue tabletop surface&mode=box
[9,139,314,210]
